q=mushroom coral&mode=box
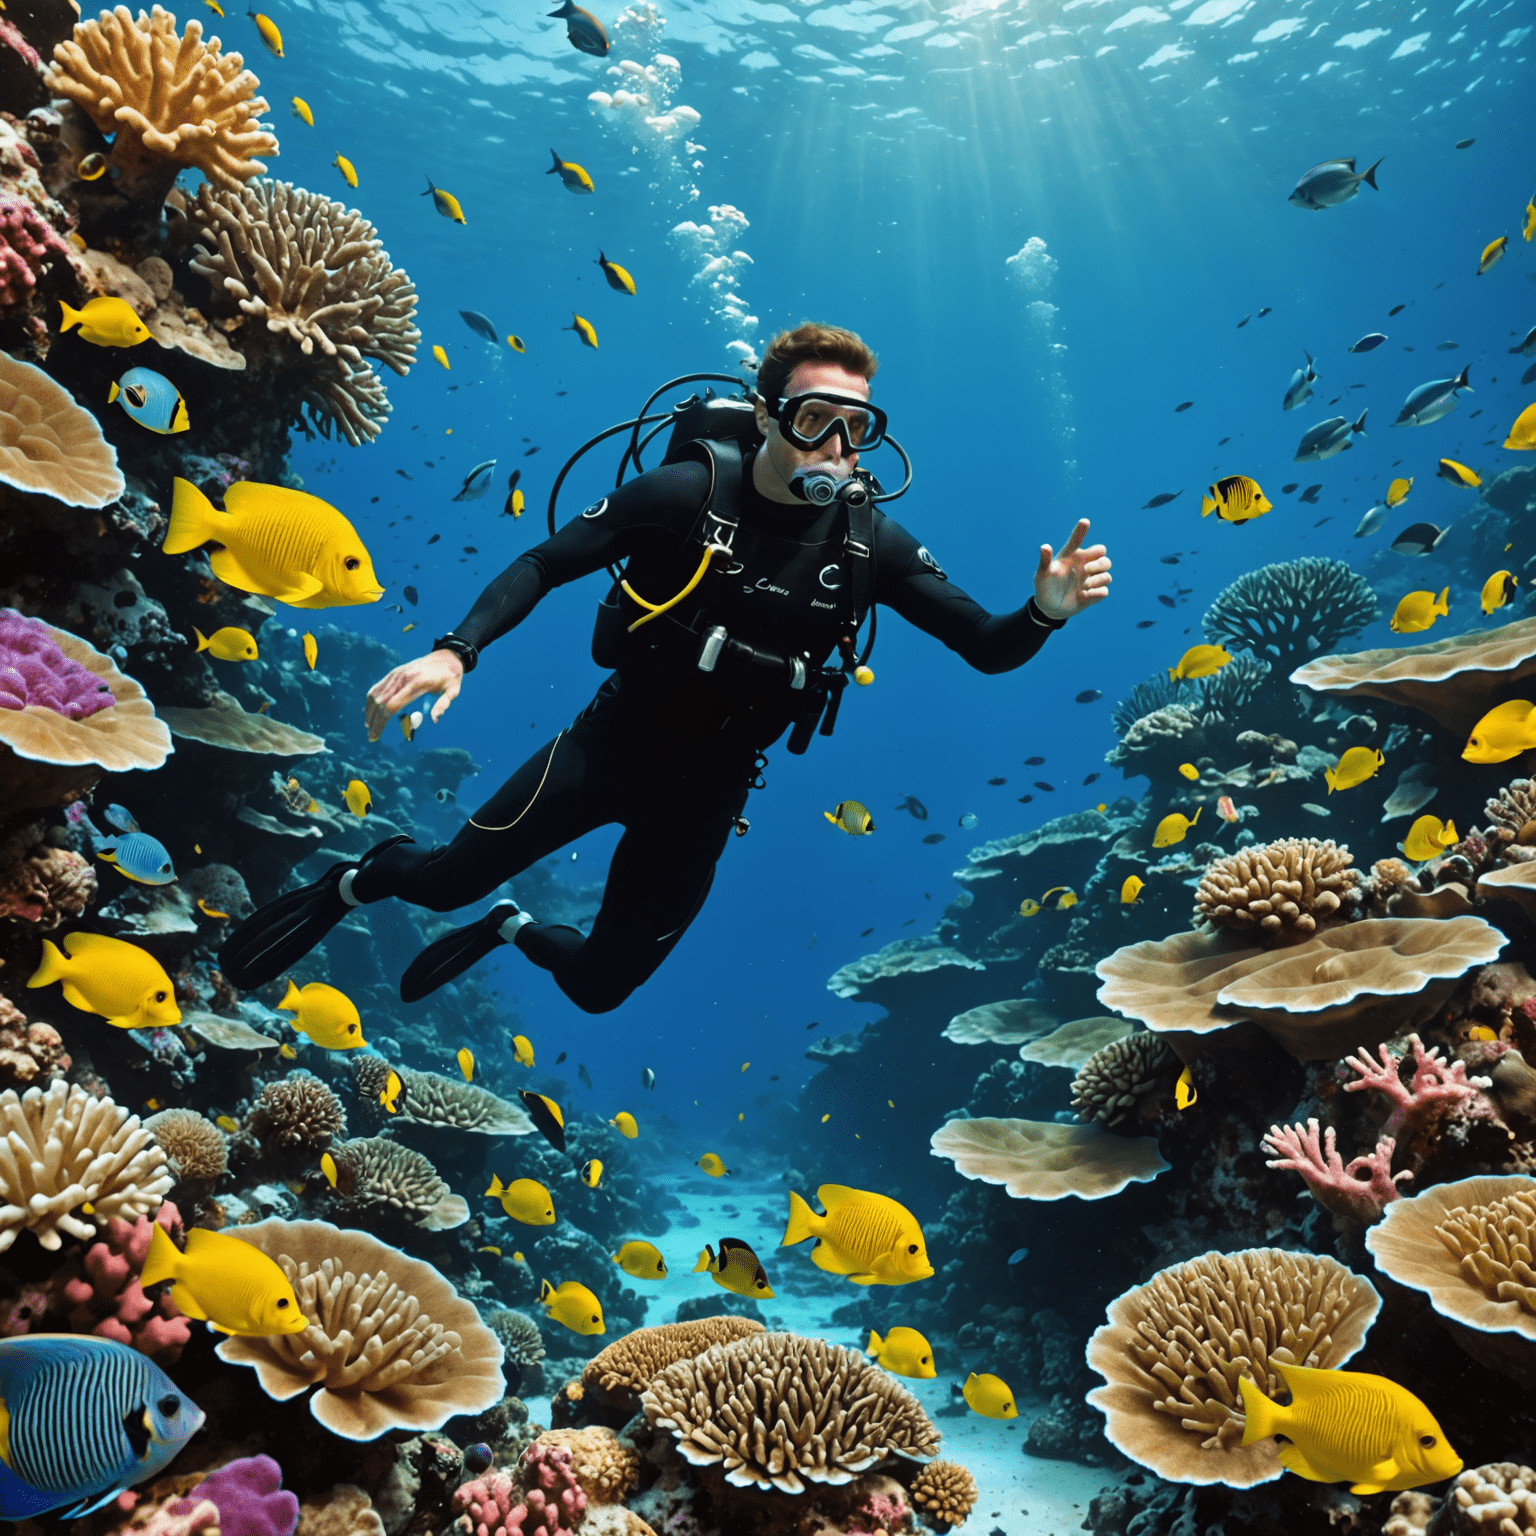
[190,179,419,445]
[0,1079,173,1251]
[45,5,277,206]
[0,353,124,508]
[1202,556,1378,668]
[581,1314,764,1405]
[1194,837,1360,943]
[928,1115,1168,1199]
[215,1218,505,1439]
[1364,1174,1536,1386]
[1095,917,1506,1063]
[159,691,325,756]
[942,998,1058,1046]
[326,1136,469,1231]
[1290,617,1536,738]
[641,1331,941,1494]
[1085,1248,1381,1488]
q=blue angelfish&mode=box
[67,802,176,885]
[108,368,190,434]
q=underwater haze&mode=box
[1,0,1536,1531]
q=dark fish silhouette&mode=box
[1034,781,1056,792]
[427,533,440,545]
[578,1063,593,1089]
[1158,595,1176,608]
[1143,491,1182,508]
[1175,401,1194,412]
[1298,485,1323,504]
[1136,620,1156,629]
[1016,794,1033,804]
[459,309,499,342]
[921,833,946,844]
[403,585,418,606]
[548,0,609,54]
[1349,333,1388,353]
[1389,303,1406,316]
[1159,555,1180,565]
[1083,772,1100,785]
[1075,690,1102,704]
[1024,756,1046,765]
[1236,314,1251,328]
[1281,482,1299,493]
[895,794,928,821]
[987,777,1007,786]
[1258,307,1272,317]
[1455,138,1474,148]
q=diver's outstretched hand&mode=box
[1034,517,1111,621]
[365,650,464,742]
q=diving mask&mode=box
[774,391,888,454]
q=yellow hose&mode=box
[622,543,723,632]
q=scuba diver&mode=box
[221,323,1112,1012]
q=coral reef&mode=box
[1202,556,1378,666]
[1261,1118,1409,1224]
[352,1056,532,1135]
[1070,1031,1176,1130]
[582,1314,763,1407]
[486,1308,545,1367]
[453,1444,586,1536]
[534,1428,638,1505]
[0,991,70,1088]
[929,1114,1169,1198]
[1385,1463,1536,1536]
[910,1460,978,1528]
[326,1136,468,1230]
[250,1072,346,1152]
[1194,837,1360,942]
[144,1107,229,1185]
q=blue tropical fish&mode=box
[108,367,190,434]
[66,802,176,885]
[0,1334,204,1518]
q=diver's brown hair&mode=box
[756,323,878,408]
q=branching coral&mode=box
[1200,652,1273,718]
[641,1331,941,1493]
[910,1460,978,1528]
[1085,1249,1381,1487]
[144,1108,227,1185]
[0,1079,172,1251]
[1111,672,1202,736]
[0,195,71,307]
[45,5,277,204]
[1261,1118,1409,1224]
[190,180,418,445]
[351,1057,532,1135]
[327,1137,468,1230]
[454,1444,586,1536]
[1070,1032,1175,1130]
[582,1314,764,1402]
[1386,1463,1536,1536]
[1195,837,1359,943]
[1202,556,1377,667]
[1343,1033,1493,1138]
[1483,779,1536,860]
[487,1308,545,1367]
[250,1072,345,1152]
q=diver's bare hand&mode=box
[365,650,464,742]
[1034,517,1112,621]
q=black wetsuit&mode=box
[352,448,1064,1012]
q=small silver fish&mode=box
[1300,802,1332,817]
[1282,351,1318,411]
[453,460,497,501]
[1354,504,1388,538]
[1394,366,1472,427]
[1294,411,1367,463]
[1289,156,1383,210]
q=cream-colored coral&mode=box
[486,1308,544,1366]
[0,352,124,508]
[942,999,1058,1046]
[929,1115,1168,1200]
[582,1315,764,1400]
[1387,1463,1536,1536]
[328,1137,468,1230]
[1105,704,1205,770]
[641,1331,941,1494]
[1085,1248,1381,1488]
[250,1072,345,1151]
[1485,780,1536,854]
[0,1080,172,1251]
[536,1428,639,1504]
[1195,837,1359,942]
[1019,1016,1134,1070]
[144,1108,227,1184]
[297,1485,383,1536]
[351,1057,532,1136]
[159,691,326,756]
[190,180,419,445]
[215,1218,505,1439]
[45,6,277,195]
[1071,1032,1176,1130]
[910,1460,978,1528]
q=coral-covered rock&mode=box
[0,193,69,307]
[0,821,95,927]
[0,989,69,1088]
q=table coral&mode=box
[352,1056,533,1135]
[1342,1033,1493,1138]
[1261,1118,1409,1224]
[929,1115,1168,1199]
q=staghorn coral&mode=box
[1343,1033,1493,1138]
[1195,836,1359,942]
[250,1072,346,1152]
[1070,1031,1176,1130]
[45,5,276,204]
[351,1057,532,1135]
[582,1314,764,1403]
[327,1137,468,1230]
[535,1429,638,1504]
[929,1114,1168,1199]
[487,1308,545,1367]
[1261,1118,1409,1224]
[0,1079,172,1251]
[0,991,70,1089]
[1085,1248,1381,1488]
[1202,556,1377,667]
[0,358,123,509]
[1105,704,1205,772]
[1386,1463,1536,1536]
[641,1331,941,1493]
[190,180,419,445]
[215,1218,506,1439]
[0,195,71,308]
[144,1108,228,1185]
[910,1460,978,1528]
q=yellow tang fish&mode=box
[456,1046,474,1081]
[1482,570,1519,614]
[344,779,371,818]
[566,313,599,349]
[1504,403,1536,452]
[1401,814,1458,862]
[422,176,467,223]
[1178,762,1199,781]
[1476,235,1508,275]
[144,1098,163,1112]
[546,148,594,194]
[1239,1361,1461,1493]
[433,344,450,370]
[1151,806,1201,847]
[1389,587,1449,634]
[595,251,636,294]
[1175,1064,1197,1111]
[1464,699,1536,764]
[197,898,230,920]
[539,1277,605,1335]
[291,96,313,125]
[302,631,317,669]
[520,1090,566,1150]
[278,1043,297,1060]
[1120,875,1143,905]
[26,933,179,1028]
[580,1158,602,1188]
[512,1251,526,1264]
[248,7,282,55]
[193,625,258,662]
[77,152,108,180]
[867,1326,935,1379]
[278,979,366,1050]
[610,1110,638,1139]
[512,1033,535,1068]
[1437,458,1481,488]
[379,1069,403,1113]
[1385,476,1412,507]
[962,1371,1017,1419]
[479,1246,502,1258]
[320,1152,339,1187]
[694,1238,774,1299]
[1324,746,1385,794]
[142,1225,307,1337]
[333,153,358,188]
[1168,643,1232,681]
[166,477,383,609]
[825,800,874,835]
[1526,193,1536,243]
[1200,475,1271,524]
[59,296,150,347]
[485,1174,555,1225]
[612,1240,667,1279]
[507,334,526,353]
[782,1184,932,1285]
[216,1114,241,1133]
[697,1152,730,1177]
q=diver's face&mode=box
[755,361,869,484]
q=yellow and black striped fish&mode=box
[1200,475,1272,524]
[824,801,875,836]
[693,1237,774,1298]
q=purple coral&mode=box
[1262,1117,1411,1224]
[173,1456,298,1536]
[453,1444,587,1536]
[1342,1032,1493,1138]
[0,611,115,719]
[0,196,68,308]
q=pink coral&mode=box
[454,1444,587,1536]
[49,1201,190,1362]
[0,991,71,1088]
[0,610,117,718]
[1343,1032,1493,1138]
[0,195,69,308]
[0,1288,48,1335]
[1262,1117,1411,1224]
[0,826,96,928]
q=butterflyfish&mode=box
[59,296,150,347]
[485,1175,555,1225]
[1437,458,1481,488]
[507,334,526,352]
[547,148,594,193]
[290,96,312,124]
[1120,875,1143,904]
[1504,403,1536,452]
[1481,570,1518,614]
[302,631,318,668]
[566,312,599,349]
[1401,815,1459,862]
[109,367,189,433]
[697,1152,729,1177]
[520,1090,566,1151]
[1168,644,1232,680]
[141,1224,306,1337]
[193,625,258,662]
[456,1046,474,1081]
[333,153,358,187]
[612,1240,667,1279]
[1389,588,1449,634]
[344,779,371,817]
[422,175,467,224]
[1476,235,1508,275]
[610,1110,638,1139]
[595,251,636,293]
[1385,476,1412,507]
[1324,746,1385,794]
[277,979,366,1050]
[580,1158,602,1188]
[379,1069,403,1113]
[26,933,179,1029]
[278,1043,297,1060]
[248,7,282,55]
[694,1238,774,1299]
[1151,807,1201,847]
[866,1326,935,1379]
[539,1278,605,1335]
[782,1184,932,1285]
[825,800,874,835]
[962,1371,1017,1419]
[1463,699,1536,764]
[1200,475,1271,524]
[1018,898,1040,917]
[1175,1065,1197,1111]
[512,1033,535,1068]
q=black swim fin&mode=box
[220,835,412,989]
[400,901,519,1003]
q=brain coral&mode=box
[1202,556,1378,667]
[1071,1032,1176,1131]
[250,1072,346,1151]
[1195,837,1360,943]
[327,1137,468,1230]
[0,1079,172,1251]
[215,1218,505,1439]
[144,1107,227,1184]
[486,1308,545,1367]
[583,1314,764,1404]
[641,1331,941,1493]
